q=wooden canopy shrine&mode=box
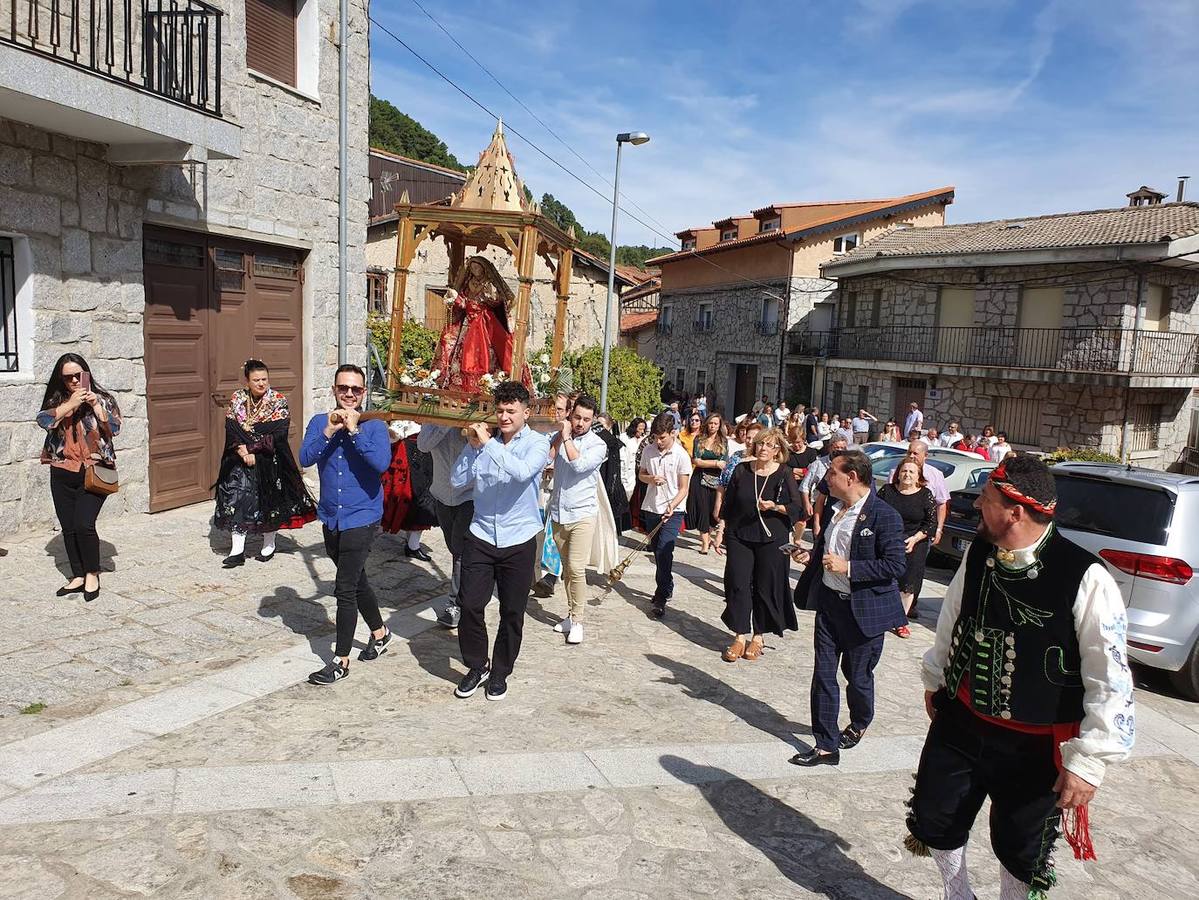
[383,121,577,427]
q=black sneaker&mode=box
[532,576,556,598]
[650,598,666,619]
[358,629,393,661]
[485,676,508,701]
[454,665,489,699]
[436,604,461,629]
[222,553,245,568]
[308,660,348,686]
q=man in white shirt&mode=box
[752,395,769,416]
[904,402,924,439]
[547,395,608,645]
[906,454,1132,900]
[907,440,948,546]
[939,421,963,448]
[850,408,876,444]
[774,401,790,425]
[639,411,692,619]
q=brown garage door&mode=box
[143,226,305,513]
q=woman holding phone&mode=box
[36,353,122,601]
[718,428,804,662]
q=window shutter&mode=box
[246,0,297,87]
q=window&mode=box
[254,251,300,279]
[844,291,858,327]
[695,302,713,331]
[1129,403,1163,452]
[681,238,696,251]
[869,288,882,327]
[720,228,737,241]
[144,237,203,268]
[832,233,860,254]
[1144,284,1171,332]
[857,385,868,411]
[246,0,298,87]
[760,217,781,233]
[367,272,388,314]
[1,237,16,373]
[993,396,1041,446]
[214,249,246,291]
[761,297,779,330]
[1188,408,1199,449]
[676,368,686,391]
[695,369,707,396]
[830,381,843,413]
[1054,475,1173,545]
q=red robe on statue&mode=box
[435,292,513,394]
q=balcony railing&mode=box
[692,320,714,333]
[788,326,1199,376]
[2,0,223,116]
[757,320,779,337]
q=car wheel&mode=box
[1169,638,1199,702]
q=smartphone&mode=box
[80,372,91,393]
[779,542,802,554]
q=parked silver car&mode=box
[937,462,1199,700]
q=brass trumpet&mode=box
[607,515,669,585]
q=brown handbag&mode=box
[83,463,119,496]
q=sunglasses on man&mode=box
[334,384,365,396]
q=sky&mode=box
[369,0,1199,249]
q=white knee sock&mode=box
[999,866,1031,900]
[931,846,972,900]
[260,531,276,557]
[407,530,422,551]
[231,531,246,556]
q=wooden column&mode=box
[510,224,538,378]
[551,246,573,367]
[447,236,465,287]
[386,215,419,389]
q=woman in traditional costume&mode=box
[214,359,316,567]
[381,420,439,558]
[434,256,518,393]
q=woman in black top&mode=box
[719,428,804,662]
[877,457,937,638]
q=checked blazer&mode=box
[795,488,908,637]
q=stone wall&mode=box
[364,228,623,353]
[0,0,371,533]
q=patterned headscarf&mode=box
[989,460,1056,515]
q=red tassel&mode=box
[1062,804,1096,861]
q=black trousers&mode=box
[907,691,1062,889]
[458,532,537,679]
[721,533,797,637]
[810,583,884,751]
[435,499,474,606]
[323,522,384,659]
[49,466,107,577]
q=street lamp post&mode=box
[599,131,650,413]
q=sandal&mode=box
[722,637,746,662]
[743,637,764,661]
[893,625,911,638]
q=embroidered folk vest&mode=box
[944,527,1095,724]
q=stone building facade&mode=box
[649,188,954,415]
[814,203,1199,469]
[0,0,372,532]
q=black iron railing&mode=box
[787,326,1199,376]
[692,320,714,333]
[1,0,222,116]
[757,320,779,336]
[1,237,17,373]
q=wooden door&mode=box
[144,230,306,512]
[892,377,927,428]
[144,228,213,512]
[732,363,758,416]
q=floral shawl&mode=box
[227,388,289,428]
[37,393,122,467]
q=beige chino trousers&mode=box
[552,515,596,621]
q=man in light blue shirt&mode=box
[547,394,608,645]
[449,381,550,701]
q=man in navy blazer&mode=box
[791,449,907,766]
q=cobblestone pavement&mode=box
[1,505,1197,898]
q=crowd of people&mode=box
[33,357,1134,900]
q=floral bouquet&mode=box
[397,358,440,389]
[528,352,572,399]
[478,371,508,397]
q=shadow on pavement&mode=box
[44,535,118,578]
[658,755,913,899]
[646,654,811,748]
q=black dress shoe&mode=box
[83,577,100,603]
[839,725,865,750]
[789,748,840,767]
[405,545,433,562]
[222,553,245,568]
[255,551,276,563]
[56,583,85,597]
[649,600,666,620]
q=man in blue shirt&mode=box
[299,364,394,686]
[547,394,608,645]
[450,380,551,701]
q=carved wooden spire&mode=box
[451,119,530,213]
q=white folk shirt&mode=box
[640,442,692,515]
[821,492,869,594]
[921,529,1135,787]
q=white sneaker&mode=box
[553,617,572,634]
[567,622,584,644]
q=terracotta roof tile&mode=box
[823,202,1199,269]
[620,310,659,333]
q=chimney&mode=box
[1179,176,1191,203]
